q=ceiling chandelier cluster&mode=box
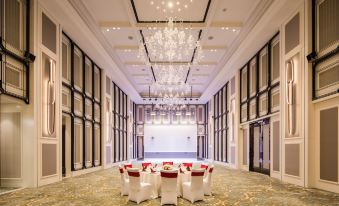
[152,102,191,115]
[150,82,191,98]
[138,17,202,107]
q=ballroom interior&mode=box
[0,0,338,205]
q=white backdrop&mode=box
[144,125,197,152]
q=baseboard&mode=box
[0,178,22,188]
[71,166,103,177]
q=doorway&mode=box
[249,118,270,175]
[61,115,71,177]
[197,136,205,160]
[137,136,144,160]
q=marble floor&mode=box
[0,165,338,206]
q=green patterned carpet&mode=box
[0,165,338,206]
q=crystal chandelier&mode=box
[150,82,190,98]
[153,64,189,84]
[139,17,203,63]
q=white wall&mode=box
[144,125,197,152]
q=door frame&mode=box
[249,118,270,175]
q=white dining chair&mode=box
[127,168,153,204]
[118,166,129,196]
[182,169,205,203]
[160,170,178,205]
[203,166,214,195]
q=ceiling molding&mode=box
[209,21,243,28]
[99,21,243,29]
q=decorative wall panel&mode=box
[42,144,57,177]
[320,107,338,182]
[285,144,300,177]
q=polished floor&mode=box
[0,165,338,206]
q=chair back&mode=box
[118,166,125,180]
[191,169,205,189]
[200,163,208,170]
[124,163,133,169]
[205,166,214,184]
[163,161,174,166]
[127,168,141,190]
[142,162,152,168]
[183,162,193,168]
[161,170,178,192]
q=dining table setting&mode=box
[120,161,214,204]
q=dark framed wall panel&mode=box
[307,0,339,100]
[112,83,128,162]
[61,32,102,171]
[239,32,280,124]
[213,82,229,162]
[0,0,35,103]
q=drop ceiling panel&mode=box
[213,0,261,22]
[102,29,139,46]
[201,28,239,46]
[82,0,129,21]
[131,0,211,22]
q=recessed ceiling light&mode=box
[168,1,173,8]
[232,29,236,32]
[156,6,160,9]
[226,27,229,30]
[176,1,180,5]
[163,9,166,12]
[184,4,188,8]
[178,8,181,12]
[161,1,165,5]
[106,28,109,32]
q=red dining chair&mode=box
[127,168,152,204]
[160,170,179,205]
[182,169,205,203]
[203,166,214,196]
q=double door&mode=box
[250,119,270,175]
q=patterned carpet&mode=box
[0,165,338,206]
